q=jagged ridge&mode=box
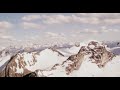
[0,40,118,77]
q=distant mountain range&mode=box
[0,40,120,77]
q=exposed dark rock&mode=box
[23,72,37,77]
[117,42,119,45]
[87,41,115,68]
[0,53,32,77]
[65,46,90,75]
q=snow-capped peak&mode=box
[0,40,120,77]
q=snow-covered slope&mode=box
[110,47,120,55]
[0,40,120,77]
[0,48,68,77]
[24,40,117,77]
[22,48,67,71]
[0,49,13,71]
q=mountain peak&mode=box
[0,40,119,77]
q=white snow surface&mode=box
[25,49,68,71]
[37,55,120,77]
[0,55,11,67]
[1,40,120,77]
[37,40,120,77]
[13,49,68,73]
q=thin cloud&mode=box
[0,35,13,39]
[77,13,120,18]
[0,21,13,30]
[41,14,117,25]
[43,14,100,24]
[45,32,66,39]
[44,32,68,45]
[72,28,120,35]
[22,22,44,30]
[21,13,120,25]
[42,15,71,24]
[0,35,16,41]
[22,15,41,21]
[45,32,64,37]
[104,19,120,25]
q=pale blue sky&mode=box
[0,13,120,47]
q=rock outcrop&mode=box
[87,41,115,68]
[0,53,32,77]
[64,46,90,75]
